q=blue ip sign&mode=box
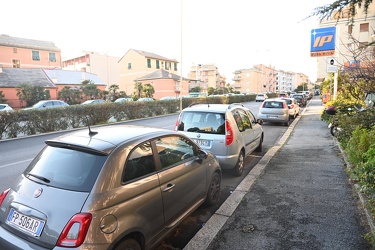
[310,27,336,57]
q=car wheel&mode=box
[115,238,141,250]
[232,151,244,177]
[284,119,290,127]
[204,172,221,206]
[255,136,263,152]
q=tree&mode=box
[0,91,7,103]
[108,84,120,101]
[81,80,101,100]
[58,86,81,104]
[142,83,155,98]
[190,87,201,93]
[309,0,373,22]
[207,87,215,96]
[134,82,143,98]
[16,84,50,107]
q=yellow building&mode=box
[188,64,226,91]
[118,49,179,95]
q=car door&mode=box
[155,135,207,227]
[245,109,262,151]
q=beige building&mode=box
[188,64,226,91]
[316,2,375,82]
[62,51,120,89]
[118,49,179,96]
[232,64,277,94]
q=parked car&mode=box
[0,125,221,250]
[280,97,300,119]
[293,94,307,107]
[23,100,69,110]
[137,97,154,102]
[0,104,13,112]
[258,98,290,126]
[175,103,264,176]
[160,96,178,101]
[255,93,268,102]
[81,99,105,105]
[114,97,133,103]
[278,93,289,98]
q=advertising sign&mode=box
[310,27,336,57]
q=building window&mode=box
[32,51,40,61]
[174,63,177,71]
[165,62,170,70]
[12,59,20,68]
[49,52,56,62]
[147,58,151,68]
[128,62,132,69]
[156,60,160,69]
[360,23,369,32]
[13,48,17,53]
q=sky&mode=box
[1,0,333,82]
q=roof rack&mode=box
[228,103,244,109]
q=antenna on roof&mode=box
[85,116,98,136]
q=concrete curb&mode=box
[183,105,306,250]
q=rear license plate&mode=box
[193,139,211,147]
[6,208,45,237]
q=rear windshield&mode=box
[24,146,107,192]
[177,111,225,135]
[263,101,284,108]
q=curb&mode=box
[183,105,306,250]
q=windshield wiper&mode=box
[27,173,50,183]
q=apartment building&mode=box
[188,64,226,91]
[0,34,62,69]
[118,49,181,96]
[276,70,295,93]
[232,68,263,94]
[316,2,375,81]
[62,51,120,88]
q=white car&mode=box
[255,93,268,102]
[280,97,300,119]
[0,104,13,112]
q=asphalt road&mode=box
[0,101,292,249]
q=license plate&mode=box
[6,208,45,237]
[193,139,211,147]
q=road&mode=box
[0,101,294,249]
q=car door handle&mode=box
[163,184,175,192]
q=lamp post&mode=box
[179,0,183,112]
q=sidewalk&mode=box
[184,97,373,250]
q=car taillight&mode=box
[174,118,180,131]
[225,120,234,146]
[283,102,287,109]
[0,188,10,206]
[57,213,92,248]
[290,104,294,109]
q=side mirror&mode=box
[197,150,208,163]
[257,119,263,125]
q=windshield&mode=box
[178,111,225,135]
[24,146,107,192]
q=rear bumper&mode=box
[258,114,289,123]
[0,226,47,250]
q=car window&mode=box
[232,109,251,132]
[178,111,225,135]
[24,146,107,192]
[155,136,195,169]
[246,109,256,124]
[44,102,52,108]
[123,141,155,182]
[264,101,283,108]
[0,105,5,110]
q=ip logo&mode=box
[310,27,336,57]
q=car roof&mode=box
[45,125,180,155]
[182,103,246,113]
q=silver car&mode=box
[175,103,264,176]
[23,100,69,110]
[0,125,221,250]
[258,98,290,126]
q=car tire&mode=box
[204,172,221,206]
[115,238,141,250]
[232,151,244,177]
[284,119,290,127]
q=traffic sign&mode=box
[311,27,336,57]
[326,57,338,73]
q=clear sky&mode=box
[1,0,332,82]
